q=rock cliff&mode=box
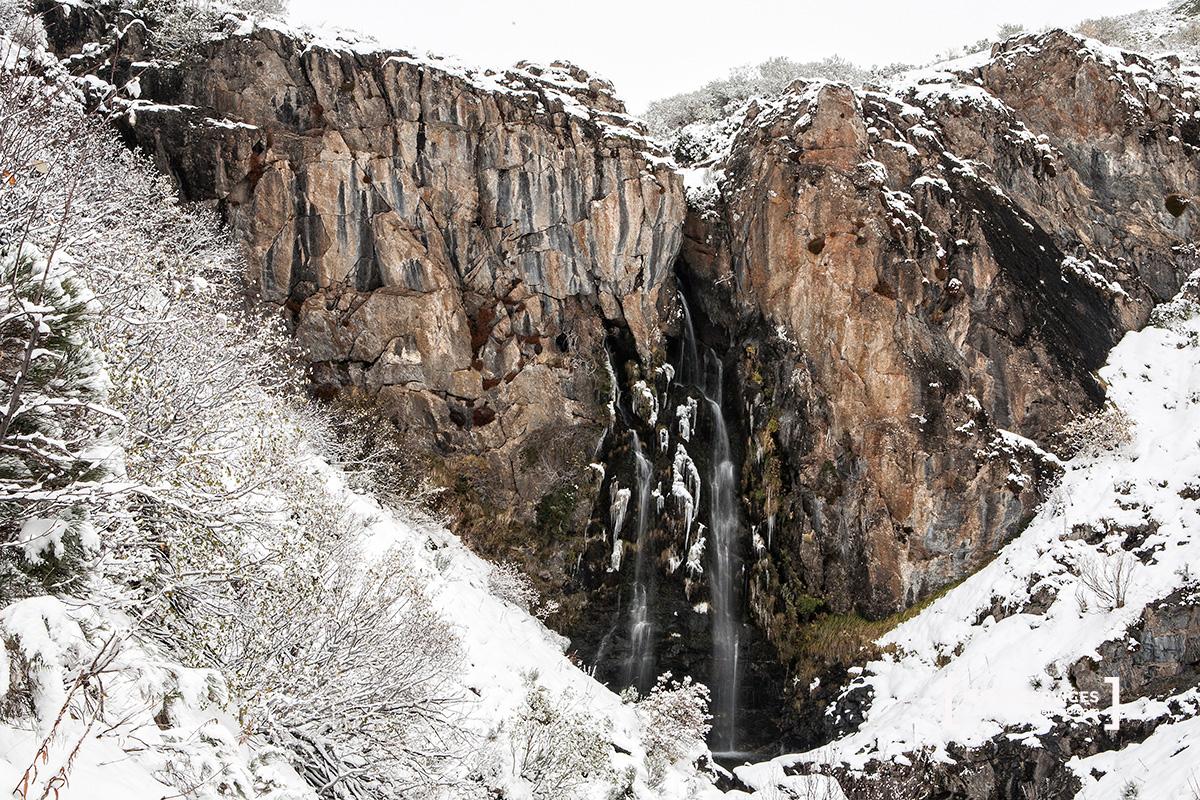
[680,33,1198,638]
[42,3,686,587]
[43,2,1200,749]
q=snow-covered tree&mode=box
[0,245,109,603]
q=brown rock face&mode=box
[680,32,1198,627]
[47,8,686,566]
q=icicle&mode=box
[608,481,630,572]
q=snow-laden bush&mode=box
[0,595,314,800]
[324,396,446,521]
[1075,15,1137,48]
[996,23,1028,41]
[488,560,560,620]
[634,673,711,786]
[1164,20,1200,48]
[644,22,1034,137]
[1069,6,1200,57]
[237,550,467,796]
[499,675,617,800]
[130,0,290,57]
[134,0,225,56]
[1053,403,1133,460]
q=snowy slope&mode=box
[342,470,726,799]
[1080,0,1200,65]
[736,277,1200,798]
[0,463,727,800]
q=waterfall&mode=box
[679,291,744,753]
[679,290,702,386]
[702,353,743,754]
[622,432,657,692]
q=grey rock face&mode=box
[1073,584,1200,700]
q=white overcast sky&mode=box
[288,0,1157,112]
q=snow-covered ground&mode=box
[736,279,1200,798]
[0,457,725,800]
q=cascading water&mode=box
[584,291,786,756]
[593,292,749,747]
[702,355,743,754]
[679,292,744,753]
[622,433,657,692]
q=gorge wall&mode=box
[42,0,1200,751]
[41,0,689,629]
[681,33,1199,637]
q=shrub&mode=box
[505,676,616,800]
[1074,15,1136,48]
[1053,403,1133,459]
[535,482,579,539]
[224,546,468,797]
[996,23,1028,41]
[635,673,711,786]
[488,560,560,620]
[1165,20,1200,49]
[324,397,445,520]
[134,0,225,57]
[1076,552,1136,611]
[124,0,290,61]
[231,0,289,16]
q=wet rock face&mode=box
[48,7,686,561]
[684,32,1199,621]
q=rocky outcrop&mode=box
[680,32,1199,628]
[1072,583,1200,701]
[41,4,686,587]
